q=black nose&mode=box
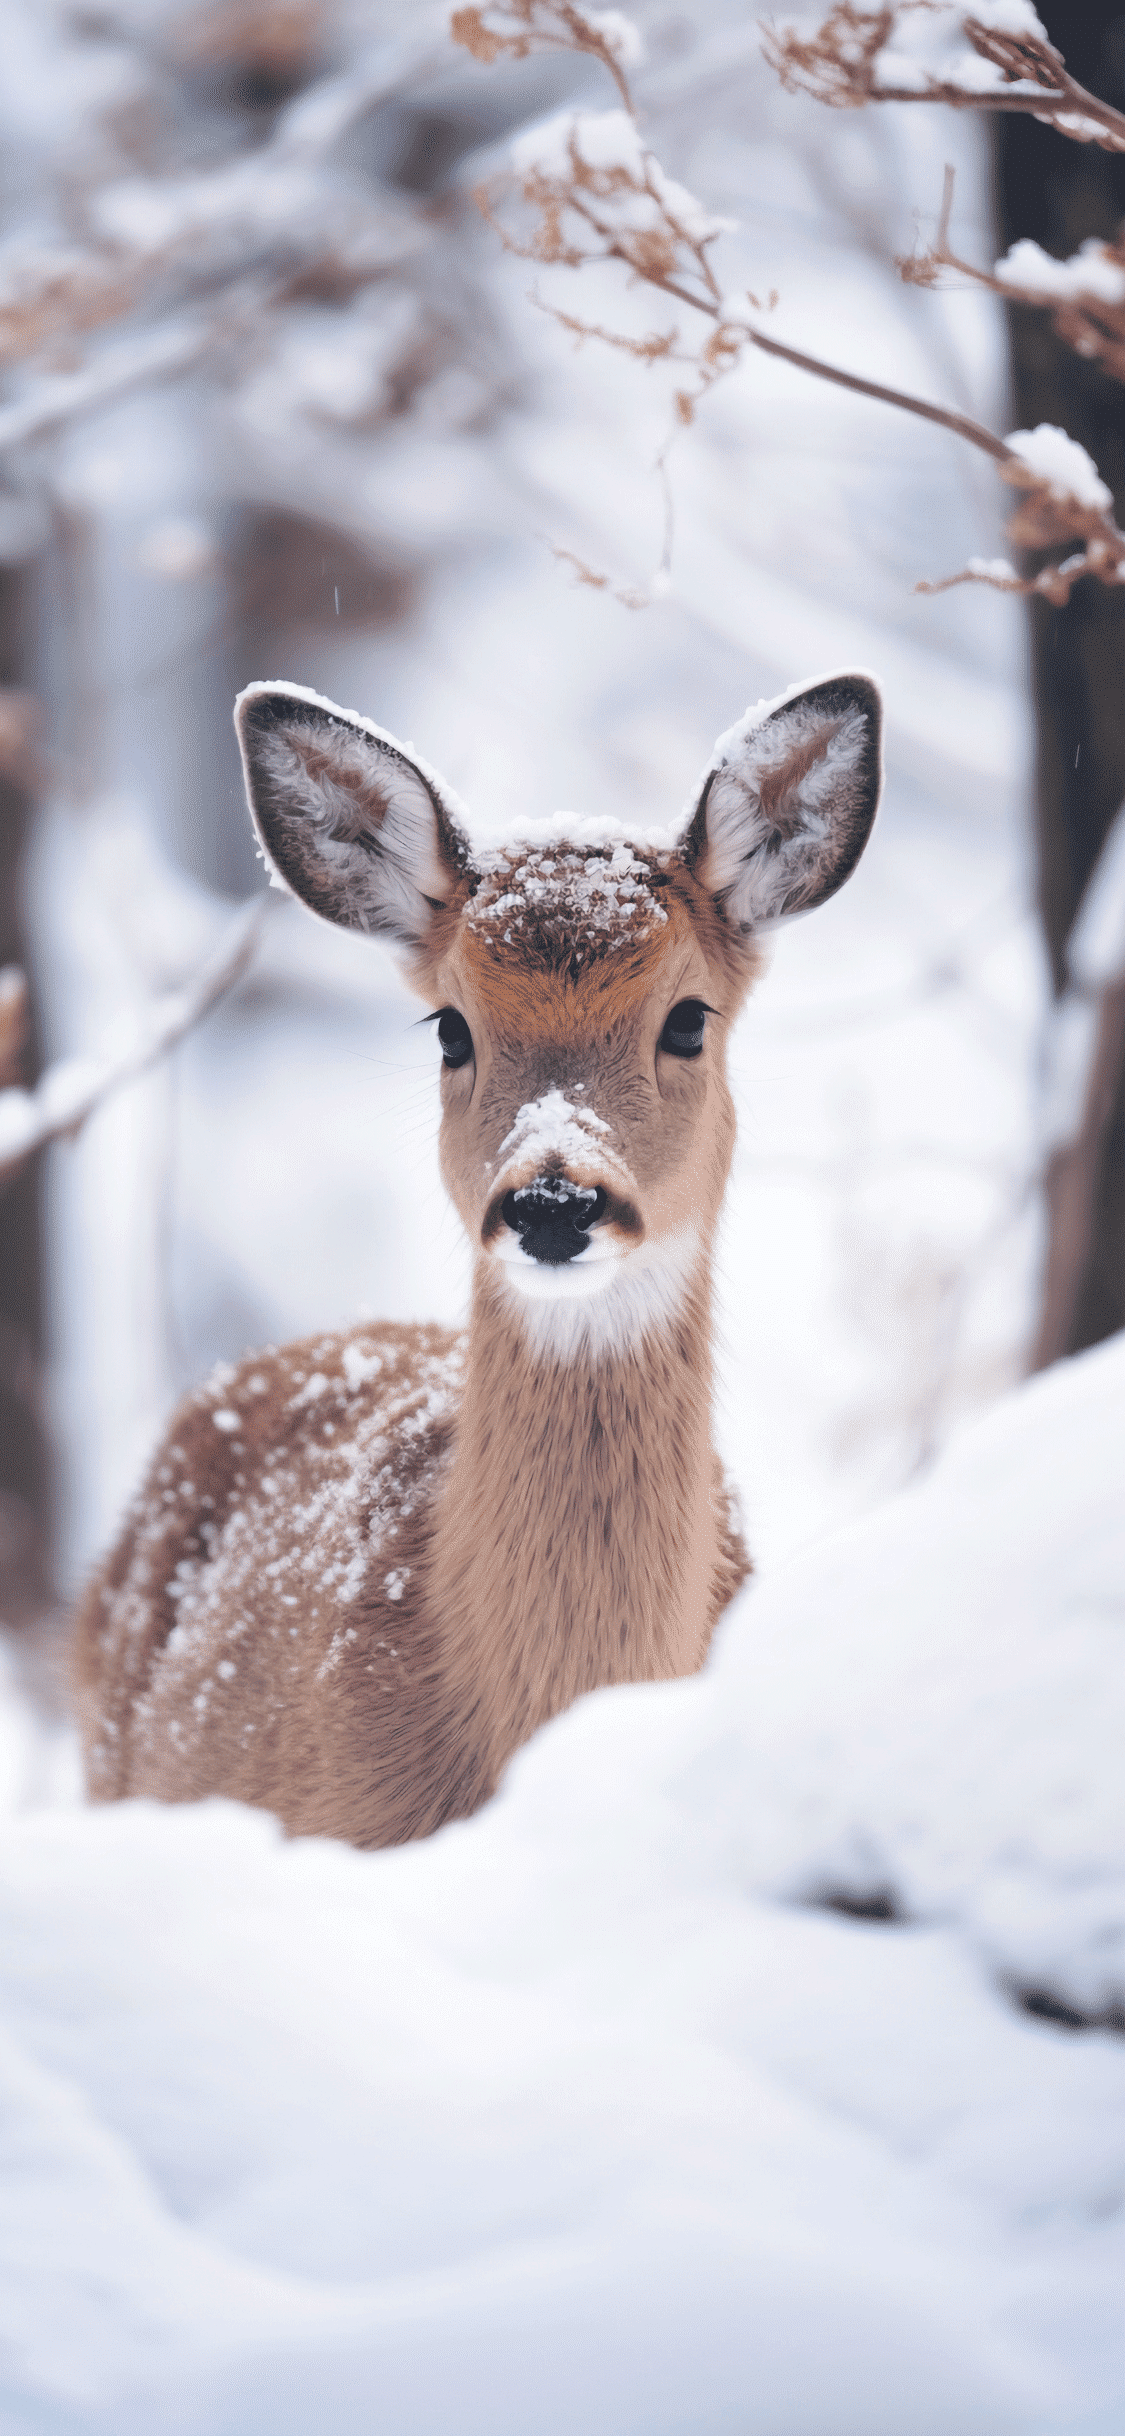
[501,1182,608,1266]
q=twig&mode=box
[0,898,265,1192]
[479,20,1125,607]
[901,163,1125,387]
[452,1,637,109]
[763,6,1125,152]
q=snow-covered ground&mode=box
[2,1333,1123,2434]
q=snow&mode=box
[870,0,1052,98]
[510,107,733,245]
[966,0,1048,29]
[496,1085,612,1170]
[995,238,1125,309]
[1005,424,1114,511]
[3,1338,1125,2430]
[586,8,645,70]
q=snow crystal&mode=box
[966,556,1017,580]
[211,1409,240,1433]
[1005,423,1113,510]
[995,237,1125,307]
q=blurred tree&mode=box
[0,567,48,1634]
[996,0,1125,1362]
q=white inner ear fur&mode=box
[256,718,449,940]
[701,698,871,929]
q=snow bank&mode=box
[2,1339,1124,2432]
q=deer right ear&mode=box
[234,681,471,953]
[679,671,882,932]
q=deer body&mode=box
[75,668,882,1847]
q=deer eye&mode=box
[659,999,708,1059]
[437,1007,473,1069]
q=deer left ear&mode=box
[680,671,882,929]
[234,680,470,955]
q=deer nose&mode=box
[501,1182,608,1265]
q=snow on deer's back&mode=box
[74,670,882,1848]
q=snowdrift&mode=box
[2,1337,1124,2435]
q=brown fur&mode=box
[73,866,754,1849]
[74,1285,747,1849]
[75,672,881,1849]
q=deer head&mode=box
[236,673,881,1354]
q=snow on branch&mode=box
[452,2,644,109]
[919,421,1125,607]
[488,104,733,317]
[461,3,1125,607]
[0,899,265,1195]
[902,165,1125,386]
[763,3,1125,151]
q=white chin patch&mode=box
[491,1225,701,1360]
[491,1235,627,1303]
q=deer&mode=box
[73,668,882,1849]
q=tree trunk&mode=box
[996,0,1125,1358]
[0,564,50,1630]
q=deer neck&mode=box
[428,1241,720,1773]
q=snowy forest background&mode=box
[1,3,1123,2432]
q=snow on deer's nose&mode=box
[483,1085,640,1291]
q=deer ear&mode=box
[680,671,882,929]
[234,681,470,952]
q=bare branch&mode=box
[452,1,640,110]
[468,7,1125,608]
[763,4,1125,152]
[900,167,1125,386]
[0,899,265,1194]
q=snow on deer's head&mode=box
[236,672,882,1353]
